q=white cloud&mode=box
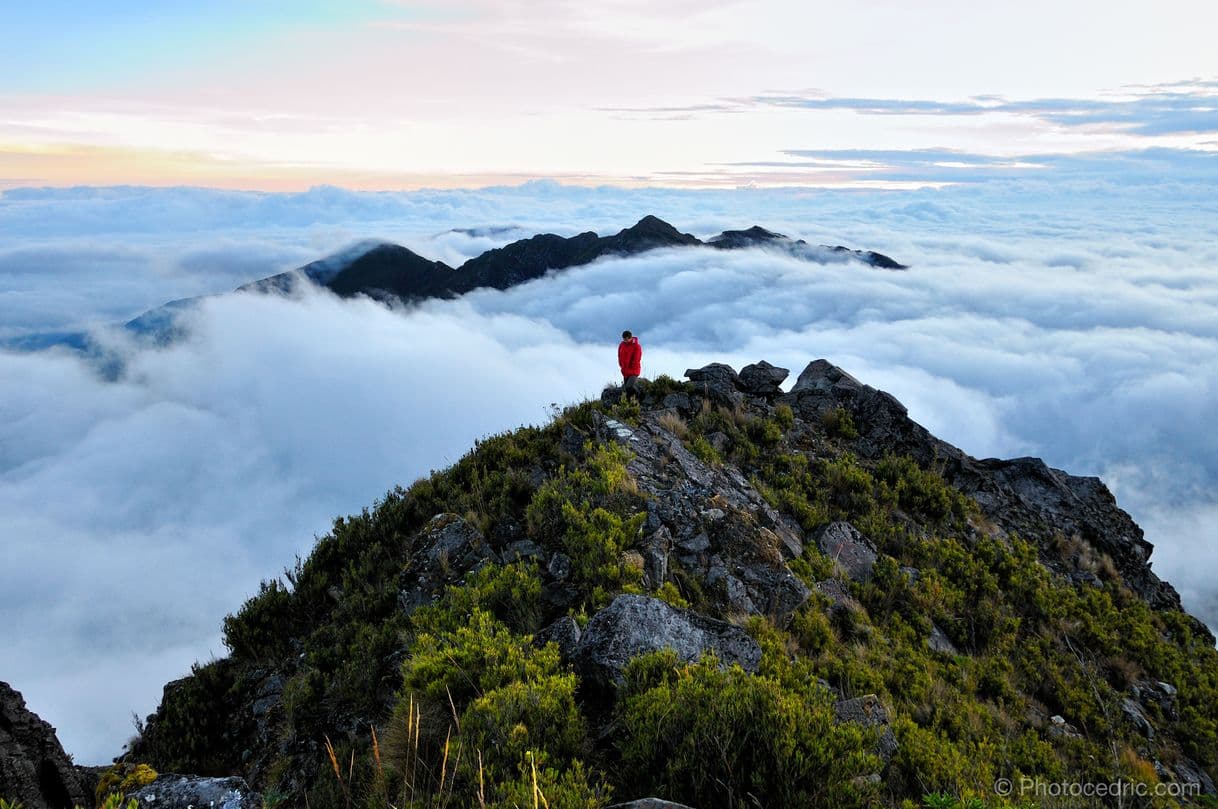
[2,181,1217,765]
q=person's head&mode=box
[621,330,633,340]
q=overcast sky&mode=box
[2,0,1217,188]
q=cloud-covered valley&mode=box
[2,182,1216,763]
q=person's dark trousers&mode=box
[622,374,639,398]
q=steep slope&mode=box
[121,360,1218,808]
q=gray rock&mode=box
[1174,759,1217,796]
[0,681,91,809]
[503,539,546,562]
[737,360,790,396]
[574,595,761,690]
[685,363,744,408]
[534,616,582,661]
[661,392,693,413]
[790,359,866,396]
[547,552,572,581]
[816,522,878,583]
[927,623,959,656]
[1047,714,1083,740]
[418,513,499,573]
[1121,697,1155,739]
[399,514,499,613]
[129,774,261,809]
[814,578,862,616]
[834,695,898,762]
[608,799,697,809]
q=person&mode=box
[618,330,642,397]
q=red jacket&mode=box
[618,337,642,376]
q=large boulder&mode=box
[128,774,261,809]
[737,361,789,396]
[608,800,698,809]
[685,363,744,408]
[0,681,91,809]
[574,595,761,690]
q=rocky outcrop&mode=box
[779,359,1190,616]
[608,800,698,809]
[597,408,809,624]
[0,682,90,809]
[573,595,761,690]
[128,774,261,809]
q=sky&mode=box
[2,0,1218,188]
[1,0,1217,770]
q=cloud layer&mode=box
[2,181,1217,764]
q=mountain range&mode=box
[3,217,907,352]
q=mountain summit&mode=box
[73,358,1215,809]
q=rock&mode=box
[816,522,878,583]
[814,578,862,617]
[534,616,582,661]
[1121,697,1154,739]
[661,392,693,413]
[1174,759,1217,796]
[737,361,789,396]
[129,774,261,809]
[927,623,959,656]
[685,363,744,408]
[399,514,499,612]
[1047,713,1083,740]
[547,552,572,581]
[502,539,546,563]
[0,681,91,809]
[418,513,498,573]
[834,695,898,762]
[574,595,761,690]
[608,799,698,809]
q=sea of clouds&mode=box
[2,177,1216,763]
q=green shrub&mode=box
[94,763,157,804]
[617,651,878,808]
[822,406,860,439]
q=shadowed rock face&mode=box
[0,682,90,809]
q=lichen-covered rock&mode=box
[0,681,90,809]
[574,595,761,690]
[128,774,261,809]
